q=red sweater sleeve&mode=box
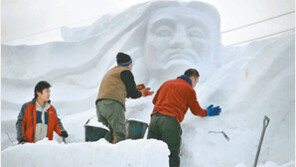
[188,89,207,117]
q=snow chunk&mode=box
[86,117,109,131]
[126,118,148,124]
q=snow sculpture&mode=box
[1,1,222,114]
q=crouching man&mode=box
[96,52,154,143]
[148,68,222,167]
[16,81,68,144]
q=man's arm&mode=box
[187,90,207,117]
[120,70,142,99]
[16,104,27,142]
[53,107,65,136]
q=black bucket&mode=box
[126,119,148,139]
[84,125,109,142]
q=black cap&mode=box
[116,52,133,66]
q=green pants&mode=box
[96,99,126,143]
[147,113,182,167]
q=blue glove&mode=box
[207,105,221,116]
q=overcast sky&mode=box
[1,0,295,45]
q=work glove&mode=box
[60,130,68,138]
[140,87,154,97]
[206,104,221,116]
[136,84,146,91]
[18,138,27,144]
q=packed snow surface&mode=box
[2,138,170,167]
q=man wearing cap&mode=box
[96,52,154,143]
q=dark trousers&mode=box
[147,113,182,167]
[96,99,126,143]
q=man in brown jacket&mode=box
[96,52,154,143]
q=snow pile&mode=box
[2,138,170,167]
[179,32,294,167]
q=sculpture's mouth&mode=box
[153,50,198,71]
[167,50,195,62]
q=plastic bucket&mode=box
[84,125,109,142]
[126,120,148,139]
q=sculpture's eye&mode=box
[155,26,172,37]
[188,28,205,38]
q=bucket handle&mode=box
[125,119,150,127]
[85,115,96,125]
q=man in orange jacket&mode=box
[147,68,221,167]
[16,81,68,144]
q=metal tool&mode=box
[208,131,230,141]
[253,116,270,167]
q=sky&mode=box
[1,0,295,46]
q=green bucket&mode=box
[84,118,109,142]
[126,119,148,139]
[84,125,109,142]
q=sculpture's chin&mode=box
[147,59,200,80]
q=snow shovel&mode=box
[253,116,270,167]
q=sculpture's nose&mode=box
[169,25,191,49]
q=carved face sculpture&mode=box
[144,6,218,81]
[1,1,222,118]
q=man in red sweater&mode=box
[147,68,221,167]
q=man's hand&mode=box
[136,84,145,91]
[140,87,154,97]
[61,130,68,138]
[206,104,221,116]
[18,138,27,144]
